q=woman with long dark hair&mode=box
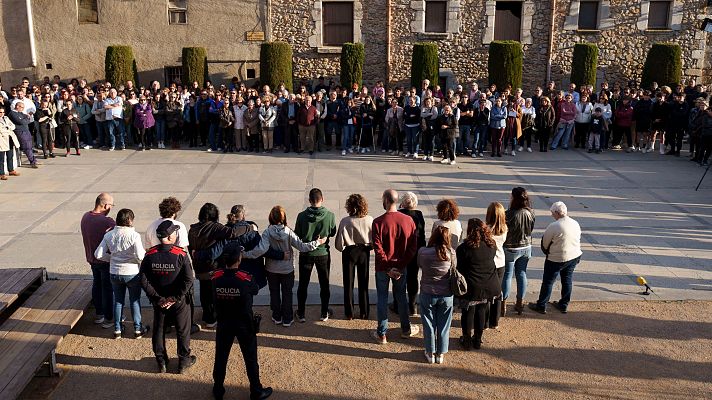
[456,218,500,350]
[502,187,535,315]
[418,225,455,363]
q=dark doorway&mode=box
[494,1,522,41]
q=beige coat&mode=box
[0,116,19,152]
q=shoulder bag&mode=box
[449,253,467,297]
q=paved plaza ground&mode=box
[21,302,712,399]
[1,147,711,303]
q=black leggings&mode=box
[461,302,489,345]
[538,126,551,151]
[63,125,79,152]
[342,245,370,319]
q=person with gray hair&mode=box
[397,191,426,316]
[529,201,582,314]
[371,189,419,344]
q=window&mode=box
[78,0,98,24]
[425,1,447,33]
[648,0,671,29]
[578,1,599,30]
[494,2,522,41]
[322,2,354,46]
[168,0,187,25]
[164,66,182,86]
[246,68,256,79]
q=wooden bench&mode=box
[0,279,92,400]
[0,268,45,317]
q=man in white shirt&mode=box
[10,88,36,115]
[103,88,124,150]
[529,201,582,314]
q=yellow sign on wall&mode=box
[246,31,265,41]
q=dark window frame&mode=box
[164,66,182,87]
[78,0,99,24]
[578,0,600,30]
[168,0,188,25]
[425,1,448,33]
[494,1,522,42]
[322,1,354,46]
[648,0,672,30]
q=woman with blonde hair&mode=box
[486,202,507,328]
[243,206,325,327]
[418,225,455,364]
[335,194,373,319]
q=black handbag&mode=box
[449,255,467,296]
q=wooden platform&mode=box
[0,268,45,315]
[0,279,91,400]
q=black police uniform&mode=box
[212,267,268,400]
[140,244,195,369]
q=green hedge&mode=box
[487,40,523,90]
[105,45,138,86]
[182,47,208,88]
[570,43,599,88]
[641,43,682,89]
[260,42,293,92]
[410,42,439,89]
[340,43,365,90]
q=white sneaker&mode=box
[94,316,105,324]
[401,325,420,338]
[83,145,91,150]
[440,158,449,164]
[472,153,477,158]
[360,148,366,154]
[449,160,456,165]
[108,147,115,151]
[424,351,435,364]
[348,148,354,154]
[511,151,516,156]
[341,150,346,156]
[413,154,419,159]
[272,317,282,325]
[282,321,293,327]
[404,153,411,158]
[381,149,387,153]
[435,354,444,364]
[527,147,532,153]
[206,148,213,152]
[517,146,523,152]
[479,152,484,157]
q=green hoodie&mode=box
[294,206,337,256]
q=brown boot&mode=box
[515,298,524,315]
[9,170,19,176]
[501,300,507,317]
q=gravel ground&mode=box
[21,301,712,400]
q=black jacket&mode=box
[398,209,426,249]
[504,208,535,248]
[139,244,195,305]
[212,268,259,325]
[188,221,250,276]
[455,242,501,301]
[535,105,556,130]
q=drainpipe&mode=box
[265,0,272,41]
[546,0,556,83]
[386,0,391,87]
[26,0,37,68]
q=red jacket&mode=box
[615,104,634,128]
[372,211,417,272]
[297,105,319,126]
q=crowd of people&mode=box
[1,74,711,182]
[80,186,582,399]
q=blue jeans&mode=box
[341,124,354,151]
[458,125,472,152]
[209,121,221,150]
[79,123,92,146]
[473,125,488,153]
[536,256,581,309]
[107,119,124,149]
[155,118,166,143]
[419,293,454,354]
[376,270,411,336]
[110,273,142,331]
[502,246,532,300]
[551,122,574,150]
[405,125,420,154]
[96,120,108,147]
[91,263,114,320]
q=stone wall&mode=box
[551,0,710,88]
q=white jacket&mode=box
[233,104,247,129]
[0,116,19,152]
[575,102,593,123]
[95,226,146,275]
[541,216,582,263]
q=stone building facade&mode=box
[0,0,709,90]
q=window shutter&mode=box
[648,0,671,29]
[425,1,447,33]
[494,2,522,41]
[323,2,354,46]
[578,1,599,30]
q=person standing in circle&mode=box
[501,187,535,315]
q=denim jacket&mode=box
[489,106,507,129]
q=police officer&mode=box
[212,246,272,400]
[140,220,197,374]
